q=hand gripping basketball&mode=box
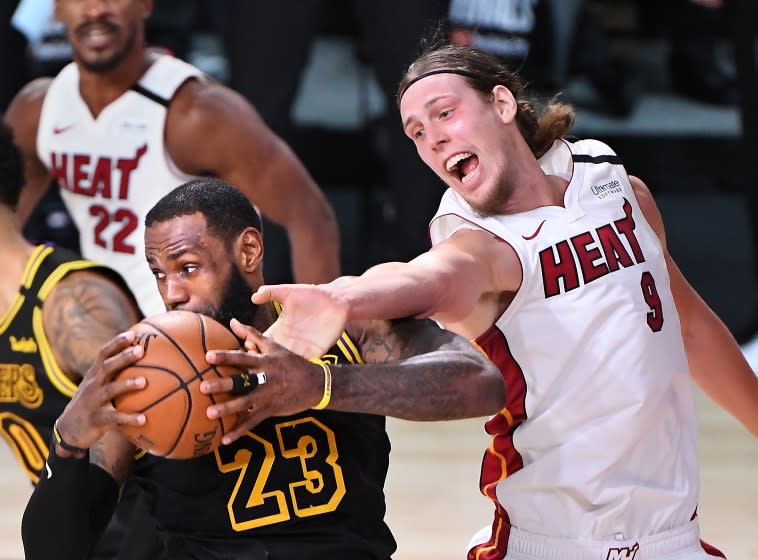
[112,311,244,459]
[202,319,327,444]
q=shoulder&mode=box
[628,175,665,244]
[42,268,140,381]
[167,78,259,131]
[45,268,139,324]
[3,78,53,148]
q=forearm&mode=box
[329,262,448,321]
[683,308,758,438]
[329,341,504,420]
[22,446,118,560]
[287,211,340,283]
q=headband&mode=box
[398,68,484,101]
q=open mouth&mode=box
[445,152,480,184]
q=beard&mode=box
[469,179,514,218]
[200,266,258,334]
[75,20,137,73]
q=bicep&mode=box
[166,82,323,227]
[415,229,520,323]
[43,271,140,381]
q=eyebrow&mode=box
[402,95,452,131]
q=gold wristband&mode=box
[309,358,332,410]
[53,419,87,457]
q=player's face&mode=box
[145,213,255,326]
[400,73,517,216]
[55,0,151,73]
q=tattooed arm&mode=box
[332,318,505,420]
[203,317,505,439]
[43,269,140,383]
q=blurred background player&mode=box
[4,0,340,317]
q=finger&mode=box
[97,331,138,364]
[206,348,265,369]
[221,410,268,445]
[199,376,233,395]
[105,375,147,401]
[101,345,144,381]
[206,384,267,419]
[108,410,146,427]
[251,285,284,305]
[229,319,272,353]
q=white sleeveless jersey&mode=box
[430,140,699,552]
[37,55,204,316]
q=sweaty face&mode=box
[55,0,150,73]
[145,213,257,328]
[400,73,514,216]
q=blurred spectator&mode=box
[639,0,737,105]
[219,0,449,276]
[1,1,31,112]
[449,0,638,117]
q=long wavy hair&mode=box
[397,41,575,159]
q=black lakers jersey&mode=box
[135,333,396,560]
[0,244,129,483]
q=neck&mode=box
[77,42,153,117]
[502,140,568,213]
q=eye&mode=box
[439,108,453,119]
[151,269,165,280]
[412,127,424,140]
[182,264,198,275]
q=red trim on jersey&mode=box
[701,540,726,558]
[468,325,527,560]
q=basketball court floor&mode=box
[0,388,755,560]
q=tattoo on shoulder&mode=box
[45,274,137,377]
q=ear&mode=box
[234,227,264,273]
[492,85,517,125]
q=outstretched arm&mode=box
[253,228,521,357]
[166,79,340,283]
[201,318,504,443]
[632,175,758,437]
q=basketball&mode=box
[113,310,242,459]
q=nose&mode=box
[163,277,190,310]
[82,0,110,18]
[427,124,449,151]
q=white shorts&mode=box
[467,518,724,560]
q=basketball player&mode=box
[21,178,504,560]
[0,122,161,557]
[248,43,758,559]
[3,0,339,317]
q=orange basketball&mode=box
[113,310,242,459]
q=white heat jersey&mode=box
[430,139,699,555]
[37,55,204,316]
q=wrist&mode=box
[53,419,88,459]
[309,358,333,410]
